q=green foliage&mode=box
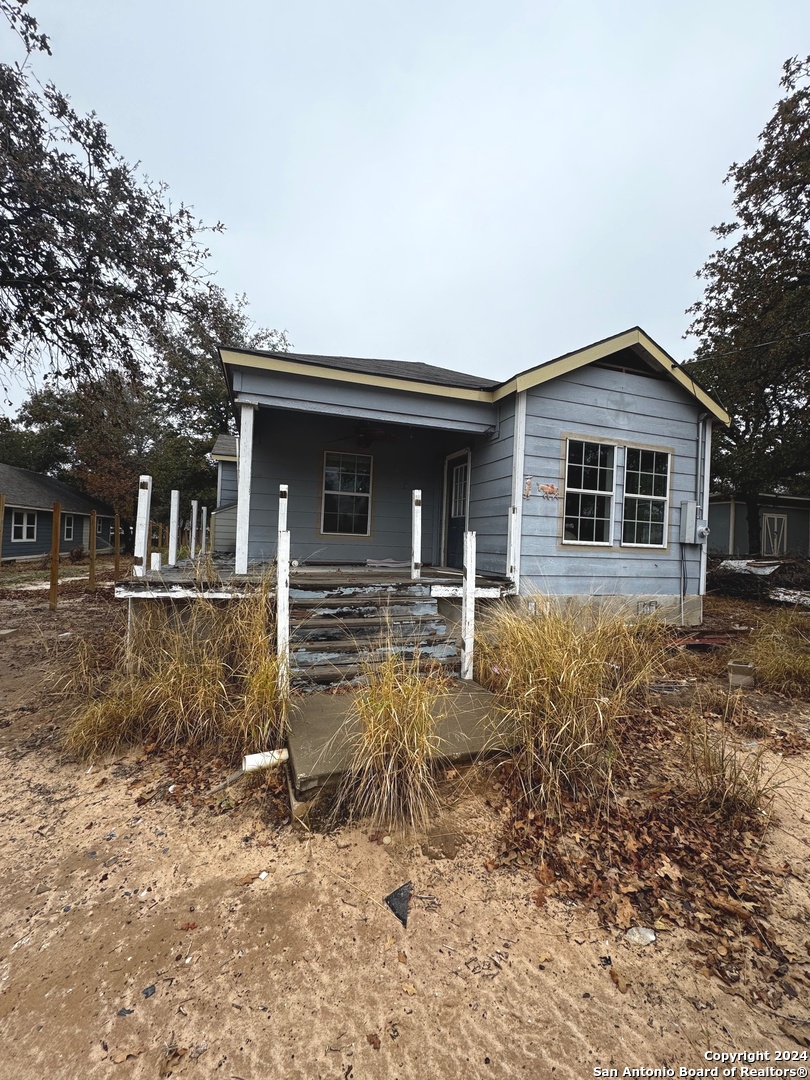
[0,58,219,386]
[685,56,810,548]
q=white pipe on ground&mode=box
[243,749,289,772]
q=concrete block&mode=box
[728,660,755,689]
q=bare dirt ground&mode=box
[2,583,810,1079]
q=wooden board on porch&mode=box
[287,681,500,798]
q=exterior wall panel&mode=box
[519,366,705,603]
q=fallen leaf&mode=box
[537,952,553,965]
[615,896,635,929]
[402,982,416,995]
[238,873,259,887]
[532,888,546,908]
[366,1033,381,1050]
[177,922,197,931]
[535,862,555,886]
[609,968,629,994]
[484,859,498,873]
[397,951,407,964]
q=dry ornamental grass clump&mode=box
[476,598,667,818]
[744,608,810,697]
[334,651,450,829]
[62,578,287,761]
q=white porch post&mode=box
[411,489,422,580]
[168,489,179,566]
[278,484,288,537]
[461,530,476,680]
[276,529,291,698]
[699,419,713,596]
[506,390,527,588]
[133,475,152,579]
[235,403,255,576]
[190,500,198,558]
[200,506,208,555]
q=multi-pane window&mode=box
[11,511,36,542]
[563,440,614,544]
[97,517,103,534]
[622,449,669,546]
[322,452,372,535]
[450,460,468,519]
[64,515,74,542]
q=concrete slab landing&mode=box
[287,682,500,798]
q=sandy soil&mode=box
[1,585,810,1079]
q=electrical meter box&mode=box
[680,501,697,544]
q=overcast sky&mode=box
[5,0,810,395]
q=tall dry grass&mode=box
[476,599,666,817]
[744,609,810,697]
[685,693,778,825]
[335,651,450,829]
[62,579,288,760]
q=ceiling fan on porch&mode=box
[333,421,406,449]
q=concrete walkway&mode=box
[287,682,501,798]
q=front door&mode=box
[762,513,787,556]
[444,451,469,569]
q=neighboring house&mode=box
[709,494,810,558]
[210,434,237,553]
[216,327,728,625]
[0,462,115,561]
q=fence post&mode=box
[0,493,5,564]
[190,499,198,559]
[88,510,97,590]
[277,529,291,699]
[49,501,61,610]
[114,513,121,579]
[133,476,152,579]
[411,489,422,580]
[461,530,476,680]
[168,490,179,566]
[200,506,208,555]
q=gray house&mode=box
[210,434,238,553]
[216,327,728,625]
[709,494,810,558]
[0,462,115,561]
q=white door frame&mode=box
[441,448,471,567]
[761,512,787,556]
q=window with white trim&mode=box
[622,448,670,547]
[64,515,74,542]
[96,516,103,534]
[321,452,372,535]
[563,440,615,544]
[11,510,36,542]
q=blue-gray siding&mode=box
[234,368,497,434]
[709,500,810,556]
[248,410,471,564]
[218,461,237,507]
[468,398,515,575]
[2,509,114,560]
[519,366,704,597]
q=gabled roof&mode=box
[211,434,237,460]
[0,463,114,515]
[219,327,729,424]
[219,345,500,392]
